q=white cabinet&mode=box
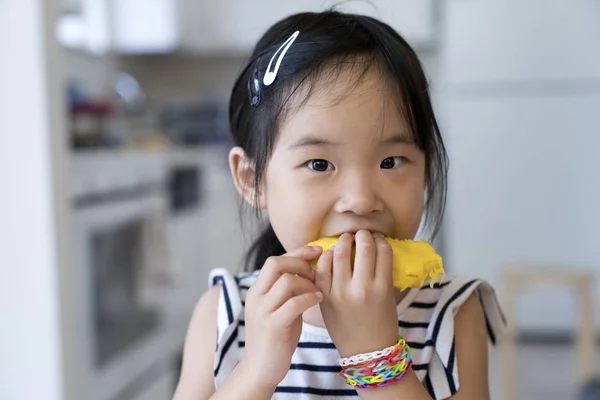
[112,0,179,53]
[438,0,600,333]
[441,0,600,83]
[56,0,111,54]
[443,94,600,331]
[58,0,437,55]
[179,0,319,55]
[56,0,179,54]
[180,0,438,55]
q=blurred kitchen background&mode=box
[1,1,599,399]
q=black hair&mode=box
[228,10,449,272]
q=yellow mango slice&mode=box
[306,237,445,291]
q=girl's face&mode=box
[262,69,427,252]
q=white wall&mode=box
[0,1,71,399]
[440,0,600,331]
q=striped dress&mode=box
[209,268,506,399]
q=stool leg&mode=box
[577,279,596,383]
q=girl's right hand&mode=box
[237,245,324,392]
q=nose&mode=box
[334,171,384,216]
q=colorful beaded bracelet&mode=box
[338,336,412,390]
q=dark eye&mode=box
[307,159,333,172]
[381,156,404,169]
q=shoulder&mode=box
[208,268,260,387]
[449,278,502,399]
[411,275,506,341]
[208,268,259,324]
[209,267,260,291]
[173,268,260,399]
[404,275,506,399]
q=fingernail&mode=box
[372,232,384,238]
[311,246,322,252]
[329,245,336,252]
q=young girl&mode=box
[174,10,505,400]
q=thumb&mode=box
[283,244,323,262]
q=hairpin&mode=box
[248,58,262,107]
[263,30,300,86]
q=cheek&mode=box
[393,175,427,237]
[263,169,327,250]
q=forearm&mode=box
[356,371,433,400]
[208,361,275,400]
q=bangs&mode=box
[268,52,420,148]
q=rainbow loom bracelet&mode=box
[338,336,412,390]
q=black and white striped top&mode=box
[209,268,506,399]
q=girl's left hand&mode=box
[315,230,399,358]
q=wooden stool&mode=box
[499,269,596,400]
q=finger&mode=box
[353,230,376,282]
[373,233,393,284]
[315,248,334,296]
[272,292,324,327]
[332,233,353,290]
[253,247,321,295]
[283,244,324,261]
[263,273,320,312]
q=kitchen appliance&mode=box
[169,164,203,214]
[70,150,181,400]
[68,147,250,400]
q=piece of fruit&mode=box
[306,237,444,290]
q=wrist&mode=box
[338,332,398,358]
[235,357,278,395]
[338,336,412,391]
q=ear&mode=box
[228,146,266,209]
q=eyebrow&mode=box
[289,133,414,149]
[380,133,414,145]
[289,136,336,149]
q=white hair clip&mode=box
[263,30,300,86]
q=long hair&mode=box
[228,10,448,271]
